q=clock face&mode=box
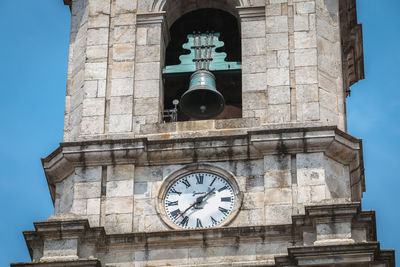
[163,172,235,229]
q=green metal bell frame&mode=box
[180,70,225,119]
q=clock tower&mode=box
[13,0,395,266]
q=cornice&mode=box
[42,127,365,202]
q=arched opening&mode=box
[162,8,242,122]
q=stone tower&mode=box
[12,0,395,266]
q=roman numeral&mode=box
[196,174,204,184]
[221,197,231,202]
[218,185,228,192]
[180,216,189,227]
[209,177,216,186]
[166,201,178,206]
[170,209,181,219]
[196,218,203,228]
[170,188,182,195]
[218,206,229,215]
[181,178,191,188]
[210,216,218,225]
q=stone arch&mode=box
[151,0,251,13]
[151,0,252,27]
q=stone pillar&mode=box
[107,0,137,134]
[265,2,291,124]
[238,7,268,121]
[133,13,166,133]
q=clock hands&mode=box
[175,187,215,221]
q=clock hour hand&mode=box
[175,188,215,221]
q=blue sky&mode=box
[0,0,398,265]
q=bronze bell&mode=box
[180,70,225,119]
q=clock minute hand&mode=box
[175,188,215,221]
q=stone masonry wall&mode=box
[63,0,351,142]
[54,152,351,234]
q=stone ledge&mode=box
[41,126,365,203]
[14,203,394,266]
[11,259,101,267]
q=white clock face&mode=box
[164,172,235,229]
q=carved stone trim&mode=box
[237,6,266,20]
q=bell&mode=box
[180,70,225,119]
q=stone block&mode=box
[297,185,326,203]
[88,0,110,16]
[107,164,134,181]
[317,17,337,42]
[134,198,157,216]
[87,28,109,46]
[133,98,159,116]
[133,182,150,198]
[97,80,106,97]
[136,27,147,45]
[113,43,135,61]
[85,62,107,80]
[243,73,267,91]
[266,16,288,33]
[266,4,282,16]
[114,0,136,13]
[296,1,315,14]
[110,78,134,97]
[105,197,133,214]
[297,168,325,186]
[268,86,290,104]
[135,62,160,80]
[242,55,267,74]
[109,114,133,133]
[88,13,109,28]
[296,101,319,121]
[144,214,165,231]
[266,51,278,68]
[294,14,309,31]
[43,239,78,259]
[296,84,319,103]
[295,48,317,66]
[265,204,292,225]
[114,13,135,26]
[267,68,290,86]
[297,152,324,169]
[83,80,98,98]
[264,154,291,171]
[112,61,134,79]
[82,98,105,116]
[73,167,102,182]
[319,88,338,112]
[242,191,264,210]
[86,45,108,59]
[87,198,101,215]
[277,50,289,67]
[81,116,104,135]
[242,38,266,56]
[110,96,133,115]
[295,66,318,84]
[74,182,101,199]
[242,91,268,110]
[114,25,135,44]
[106,180,134,197]
[267,104,290,123]
[88,214,100,227]
[264,170,292,188]
[71,199,87,215]
[294,31,316,49]
[135,79,160,98]
[265,188,292,204]
[242,20,266,38]
[104,213,133,234]
[147,26,162,45]
[136,45,161,63]
[266,33,289,50]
